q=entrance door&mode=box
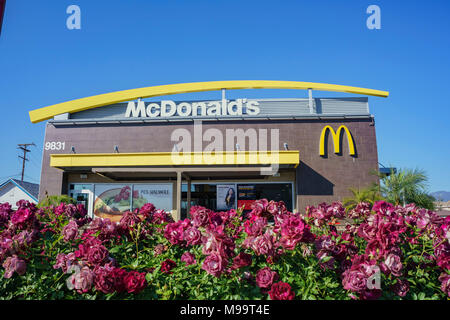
[69,185,94,218]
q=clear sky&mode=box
[0,0,449,192]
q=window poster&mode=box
[216,184,236,211]
[132,184,173,212]
[237,184,256,210]
[93,184,132,221]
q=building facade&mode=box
[31,81,388,221]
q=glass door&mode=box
[69,184,94,218]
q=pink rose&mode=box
[53,252,77,273]
[329,202,345,219]
[153,244,167,256]
[383,254,403,276]
[202,252,226,277]
[392,278,410,297]
[119,211,141,228]
[314,235,336,252]
[437,254,450,271]
[357,223,377,241]
[184,227,202,246]
[62,220,78,242]
[439,273,450,297]
[2,255,26,278]
[251,232,275,256]
[0,203,12,226]
[372,201,394,216]
[139,203,155,218]
[76,204,87,217]
[69,266,94,294]
[10,208,34,228]
[151,209,174,224]
[342,269,367,292]
[348,202,371,219]
[181,252,197,266]
[249,199,270,217]
[256,267,278,289]
[164,221,186,245]
[266,201,279,215]
[190,206,211,227]
[280,216,313,250]
[244,216,267,237]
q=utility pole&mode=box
[0,0,6,37]
[18,143,35,182]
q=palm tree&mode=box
[343,184,383,210]
[376,167,434,209]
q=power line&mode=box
[24,174,40,184]
[28,156,41,170]
[0,173,21,181]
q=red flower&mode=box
[161,259,177,274]
[123,271,147,294]
[231,252,252,269]
[111,268,128,293]
[268,281,295,300]
[87,244,109,265]
[94,266,116,294]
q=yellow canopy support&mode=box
[29,80,389,123]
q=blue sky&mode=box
[0,0,449,192]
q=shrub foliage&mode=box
[0,199,449,300]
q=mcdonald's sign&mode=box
[319,125,356,156]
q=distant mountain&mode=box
[430,191,450,201]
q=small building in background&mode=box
[435,201,450,217]
[0,178,39,209]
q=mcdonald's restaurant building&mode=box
[30,81,389,222]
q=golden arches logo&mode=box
[319,125,356,156]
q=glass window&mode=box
[181,182,293,219]
[181,184,217,218]
[69,184,93,191]
[237,183,293,213]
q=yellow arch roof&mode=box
[29,80,389,123]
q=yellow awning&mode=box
[50,151,300,168]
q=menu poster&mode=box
[133,184,173,211]
[237,184,256,210]
[216,184,236,211]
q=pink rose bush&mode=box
[0,198,448,300]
